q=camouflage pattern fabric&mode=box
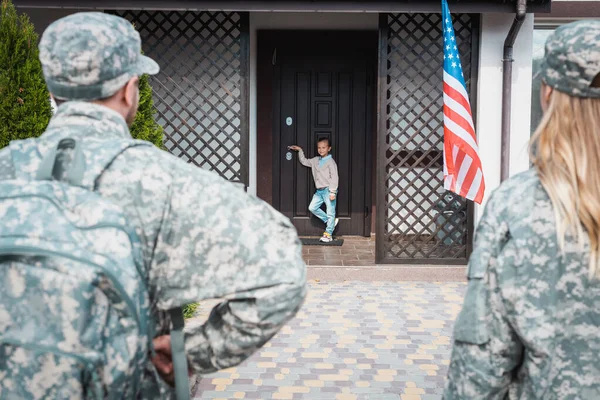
[39,12,159,101]
[0,101,307,399]
[444,169,600,399]
[0,148,153,398]
[540,20,600,98]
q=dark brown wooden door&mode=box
[272,31,376,236]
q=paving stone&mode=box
[366,394,402,400]
[193,281,465,399]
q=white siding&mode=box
[475,13,534,219]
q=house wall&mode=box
[19,7,536,227]
[476,13,534,219]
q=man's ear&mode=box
[123,76,139,107]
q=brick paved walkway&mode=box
[192,280,466,400]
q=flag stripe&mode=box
[473,176,485,204]
[444,175,454,191]
[444,126,481,168]
[443,103,476,140]
[442,0,485,205]
[443,115,479,152]
[459,162,479,199]
[443,89,475,132]
[465,168,483,201]
[452,144,460,164]
[444,72,471,107]
[444,141,454,191]
[443,83,472,119]
[455,154,473,195]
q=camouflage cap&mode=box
[541,20,600,98]
[39,12,159,101]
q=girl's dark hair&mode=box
[317,137,331,147]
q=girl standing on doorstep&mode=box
[289,138,339,242]
[445,20,600,399]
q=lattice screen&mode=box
[111,10,249,186]
[379,13,474,262]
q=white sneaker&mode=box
[319,233,333,243]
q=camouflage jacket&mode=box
[0,102,307,398]
[444,169,600,400]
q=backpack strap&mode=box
[169,307,190,400]
[35,137,86,185]
[10,136,153,190]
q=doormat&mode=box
[300,237,344,246]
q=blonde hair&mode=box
[530,88,600,278]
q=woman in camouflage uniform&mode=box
[444,20,600,399]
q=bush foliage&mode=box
[0,0,52,149]
[130,72,164,148]
[0,0,164,149]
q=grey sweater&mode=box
[298,150,339,193]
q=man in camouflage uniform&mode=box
[444,20,600,399]
[0,12,306,398]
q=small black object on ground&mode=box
[300,237,344,246]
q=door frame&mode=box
[258,29,377,237]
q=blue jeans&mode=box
[309,188,337,235]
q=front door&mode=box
[271,31,376,236]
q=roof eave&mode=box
[13,0,552,13]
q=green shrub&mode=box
[129,72,164,148]
[183,303,199,319]
[0,0,52,149]
[0,1,164,150]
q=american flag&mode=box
[442,0,485,204]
